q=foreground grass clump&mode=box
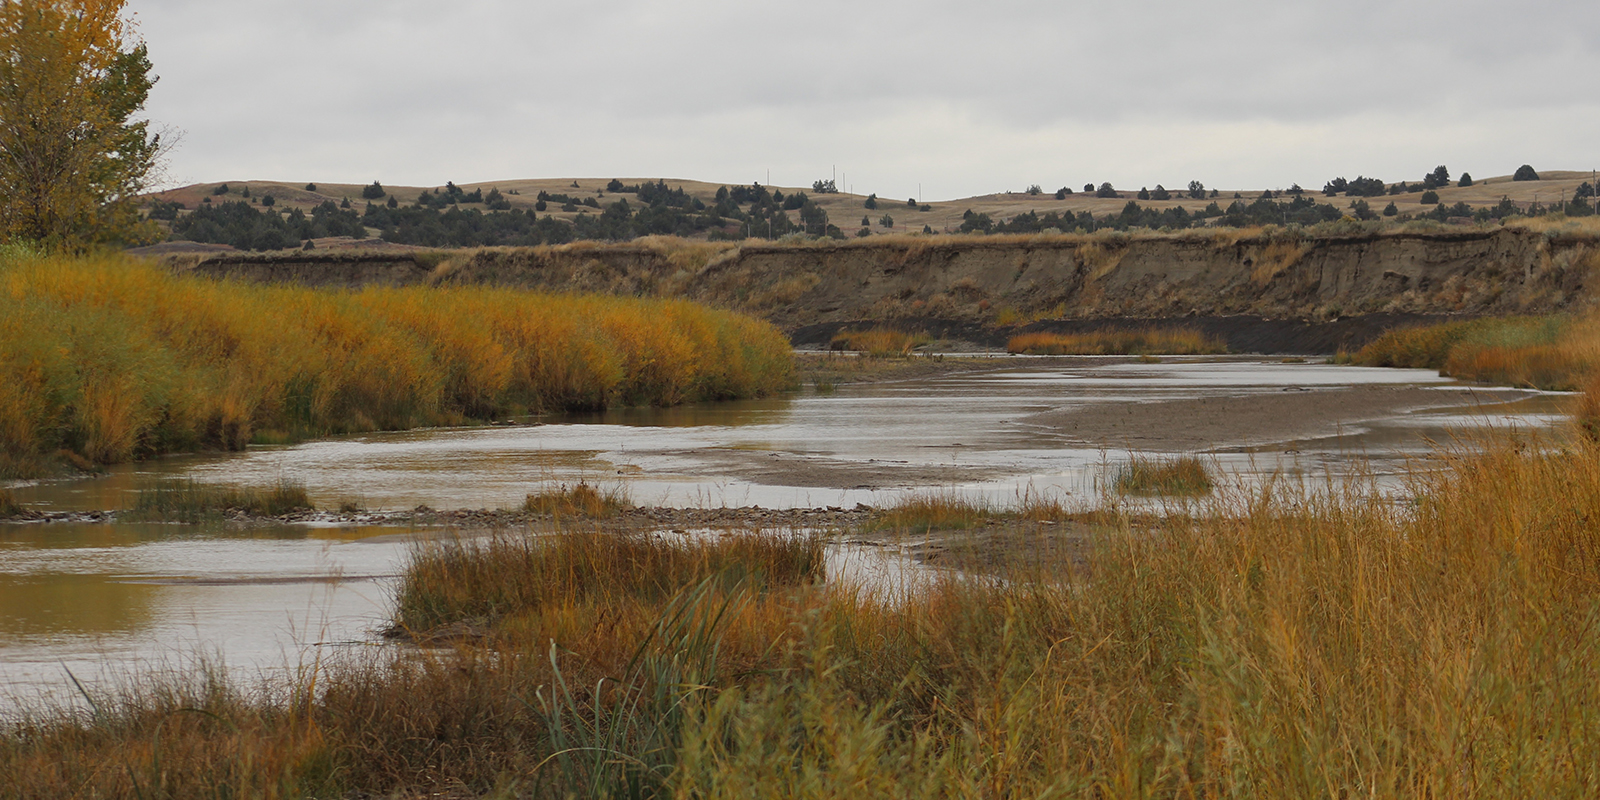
[1355,314,1599,390]
[0,251,793,476]
[1007,327,1227,355]
[394,529,825,635]
[867,492,993,532]
[14,434,1600,796]
[829,326,931,357]
[0,486,21,518]
[1113,454,1215,496]
[129,479,312,521]
[522,481,630,519]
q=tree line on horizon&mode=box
[157,179,853,250]
[152,162,1587,251]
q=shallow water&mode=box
[10,357,1561,513]
[0,522,407,712]
[0,357,1571,709]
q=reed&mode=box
[0,251,793,475]
[1113,454,1215,496]
[392,529,825,636]
[128,478,313,521]
[828,327,931,357]
[0,486,21,518]
[676,435,1600,796]
[866,492,993,532]
[1354,314,1600,390]
[522,481,631,519]
[1007,327,1227,355]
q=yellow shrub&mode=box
[1007,328,1227,355]
[0,252,793,474]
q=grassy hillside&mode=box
[140,169,1600,249]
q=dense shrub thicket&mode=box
[0,251,793,474]
[169,201,367,250]
[165,179,846,249]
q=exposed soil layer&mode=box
[1024,385,1542,452]
[166,229,1600,353]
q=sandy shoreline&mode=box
[1023,385,1543,452]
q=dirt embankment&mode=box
[169,229,1600,353]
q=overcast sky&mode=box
[130,0,1600,201]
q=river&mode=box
[0,356,1570,711]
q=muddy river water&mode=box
[0,357,1571,710]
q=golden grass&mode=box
[522,482,630,519]
[0,251,793,475]
[129,479,313,521]
[15,431,1600,796]
[1007,327,1228,355]
[393,528,825,636]
[0,486,21,518]
[867,492,993,532]
[828,326,931,357]
[679,436,1600,796]
[1250,238,1310,284]
[633,235,738,274]
[1113,455,1215,496]
[1503,214,1600,236]
[1076,240,1125,280]
[1355,315,1600,390]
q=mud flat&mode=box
[1025,385,1544,452]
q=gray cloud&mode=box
[131,0,1600,200]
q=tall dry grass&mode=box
[1007,327,1228,355]
[1113,454,1215,496]
[129,478,313,522]
[13,433,1600,796]
[675,436,1600,796]
[3,530,827,799]
[1355,315,1600,390]
[393,529,824,635]
[828,327,931,357]
[0,486,21,518]
[0,251,792,475]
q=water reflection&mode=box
[2,359,1570,514]
[0,522,411,709]
[554,395,796,428]
[0,575,156,638]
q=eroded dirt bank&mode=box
[171,228,1600,352]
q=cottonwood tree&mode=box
[0,0,163,248]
